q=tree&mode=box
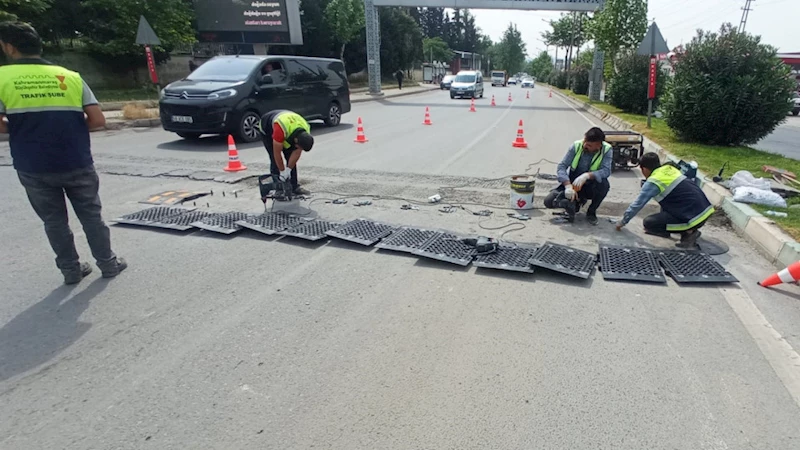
[492,23,526,75]
[0,0,51,22]
[423,37,452,63]
[588,0,647,71]
[324,0,365,62]
[379,7,423,76]
[419,7,446,38]
[662,24,796,146]
[606,53,667,114]
[527,51,553,80]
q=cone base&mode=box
[354,138,369,143]
[512,142,528,148]
[224,164,247,172]
[423,122,432,125]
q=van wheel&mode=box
[176,132,201,140]
[237,111,261,143]
[324,102,342,126]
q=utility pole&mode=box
[566,12,577,87]
[739,0,754,33]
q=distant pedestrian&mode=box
[395,69,404,90]
[0,22,126,284]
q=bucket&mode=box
[510,175,535,210]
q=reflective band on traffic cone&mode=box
[223,135,247,172]
[526,90,530,99]
[758,261,800,287]
[491,95,496,107]
[422,106,433,125]
[469,98,476,112]
[512,119,528,148]
[354,117,368,143]
[508,92,512,102]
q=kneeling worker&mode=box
[615,152,714,248]
[258,109,314,195]
[544,127,612,225]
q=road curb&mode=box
[549,86,800,267]
[351,85,440,103]
[100,100,158,112]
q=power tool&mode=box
[258,174,293,203]
[460,236,499,255]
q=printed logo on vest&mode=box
[55,75,68,91]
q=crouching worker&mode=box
[615,152,715,248]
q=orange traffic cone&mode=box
[526,90,530,99]
[549,88,552,98]
[491,95,496,107]
[512,120,528,148]
[508,92,513,102]
[759,261,800,287]
[223,135,247,172]
[469,98,476,112]
[422,106,433,125]
[354,117,368,143]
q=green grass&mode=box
[94,88,158,102]
[555,87,800,238]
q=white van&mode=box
[450,70,485,99]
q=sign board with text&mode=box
[195,0,303,45]
[648,56,657,99]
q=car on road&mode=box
[440,74,455,90]
[520,77,535,88]
[508,77,518,86]
[491,70,507,87]
[792,92,800,116]
[159,55,351,142]
[450,70,484,99]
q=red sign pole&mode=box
[144,45,159,85]
[648,56,657,100]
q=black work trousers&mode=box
[543,174,610,215]
[17,165,117,276]
[643,210,707,234]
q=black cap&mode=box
[297,131,314,152]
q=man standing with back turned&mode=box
[0,22,126,284]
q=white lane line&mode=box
[719,287,800,408]
[553,90,605,128]
[433,102,517,174]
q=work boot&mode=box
[293,186,311,196]
[63,262,93,285]
[676,230,702,249]
[101,257,128,279]
[586,212,599,226]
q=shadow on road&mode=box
[0,279,108,382]
[378,99,573,113]
[155,122,354,152]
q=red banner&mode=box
[648,56,657,99]
[145,45,159,84]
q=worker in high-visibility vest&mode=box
[544,127,613,225]
[616,152,714,248]
[0,22,126,284]
[257,109,314,196]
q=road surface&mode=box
[756,115,800,159]
[1,85,799,449]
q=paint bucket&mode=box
[510,175,535,210]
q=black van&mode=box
[159,55,351,142]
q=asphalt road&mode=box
[756,115,800,159]
[2,85,800,449]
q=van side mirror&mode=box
[260,74,274,85]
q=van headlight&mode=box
[208,89,237,101]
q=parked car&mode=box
[159,55,351,142]
[520,77,535,88]
[440,74,455,90]
[450,71,484,99]
[792,92,800,116]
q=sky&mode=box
[468,0,797,60]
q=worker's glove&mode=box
[573,173,591,190]
[564,185,576,201]
[279,168,292,181]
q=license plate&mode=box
[172,115,193,123]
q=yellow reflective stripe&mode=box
[4,105,84,115]
[570,140,583,169]
[665,206,715,232]
[275,111,310,149]
[571,140,610,171]
[653,174,686,202]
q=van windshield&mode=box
[455,74,476,83]
[491,72,504,77]
[187,58,261,81]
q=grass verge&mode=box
[554,87,800,239]
[94,88,158,102]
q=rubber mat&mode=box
[473,243,538,273]
[599,245,666,284]
[279,220,343,241]
[657,250,738,284]
[375,227,443,254]
[325,219,396,246]
[191,211,250,235]
[236,213,303,236]
[529,242,596,279]
[114,206,192,226]
[148,210,215,231]
[412,233,477,266]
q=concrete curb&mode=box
[351,85,440,103]
[100,100,158,112]
[548,86,800,267]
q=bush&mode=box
[661,24,795,145]
[570,67,590,95]
[550,71,568,89]
[606,53,667,114]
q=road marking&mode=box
[719,287,800,408]
[553,91,604,128]
[434,102,516,173]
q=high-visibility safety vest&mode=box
[273,111,310,150]
[0,61,92,173]
[571,140,612,172]
[647,164,715,232]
